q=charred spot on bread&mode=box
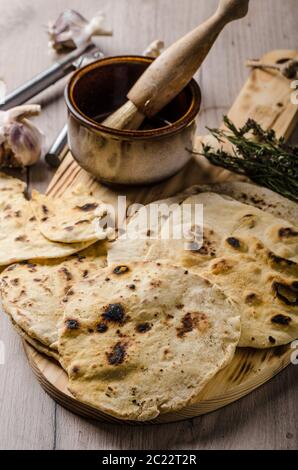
[271,314,292,326]
[102,303,125,324]
[269,336,276,344]
[59,267,72,281]
[244,292,260,305]
[272,281,298,306]
[96,322,108,333]
[278,227,298,238]
[226,237,241,249]
[65,226,74,232]
[136,323,152,333]
[76,203,98,212]
[107,342,126,365]
[268,252,296,267]
[177,313,193,337]
[211,259,233,275]
[42,204,49,215]
[75,219,89,225]
[113,265,129,275]
[177,312,209,337]
[150,280,161,288]
[15,235,26,242]
[240,214,257,228]
[176,304,184,310]
[66,319,80,330]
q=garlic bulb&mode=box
[0,105,44,167]
[48,9,112,52]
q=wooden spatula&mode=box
[103,0,250,130]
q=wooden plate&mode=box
[24,50,298,424]
[24,342,292,424]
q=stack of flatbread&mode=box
[0,171,297,421]
[109,182,298,349]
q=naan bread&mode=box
[186,182,298,226]
[0,243,106,354]
[58,262,241,421]
[147,237,298,348]
[107,182,298,265]
[0,171,26,193]
[0,174,92,266]
[145,193,298,348]
[107,192,189,265]
[180,192,298,262]
[10,318,60,362]
[31,185,110,243]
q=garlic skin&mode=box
[0,105,44,167]
[48,9,112,52]
[0,79,6,105]
[143,40,165,58]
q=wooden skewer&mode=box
[246,59,298,79]
[103,0,250,131]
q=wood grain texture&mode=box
[24,342,293,424]
[0,0,297,450]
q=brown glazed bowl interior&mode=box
[66,56,201,139]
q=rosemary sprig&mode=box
[201,116,298,202]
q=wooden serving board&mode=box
[24,50,298,424]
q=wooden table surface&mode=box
[0,0,297,450]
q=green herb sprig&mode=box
[201,116,298,202]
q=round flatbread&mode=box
[31,185,110,243]
[145,192,298,348]
[107,182,297,266]
[0,173,93,266]
[10,318,60,362]
[0,243,107,353]
[58,262,241,421]
[180,192,298,262]
[0,171,26,194]
[189,182,298,225]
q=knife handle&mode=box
[0,44,95,110]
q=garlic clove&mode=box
[48,9,112,52]
[8,119,44,167]
[1,104,41,122]
[0,105,44,168]
[143,40,165,58]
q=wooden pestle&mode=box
[103,0,249,130]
